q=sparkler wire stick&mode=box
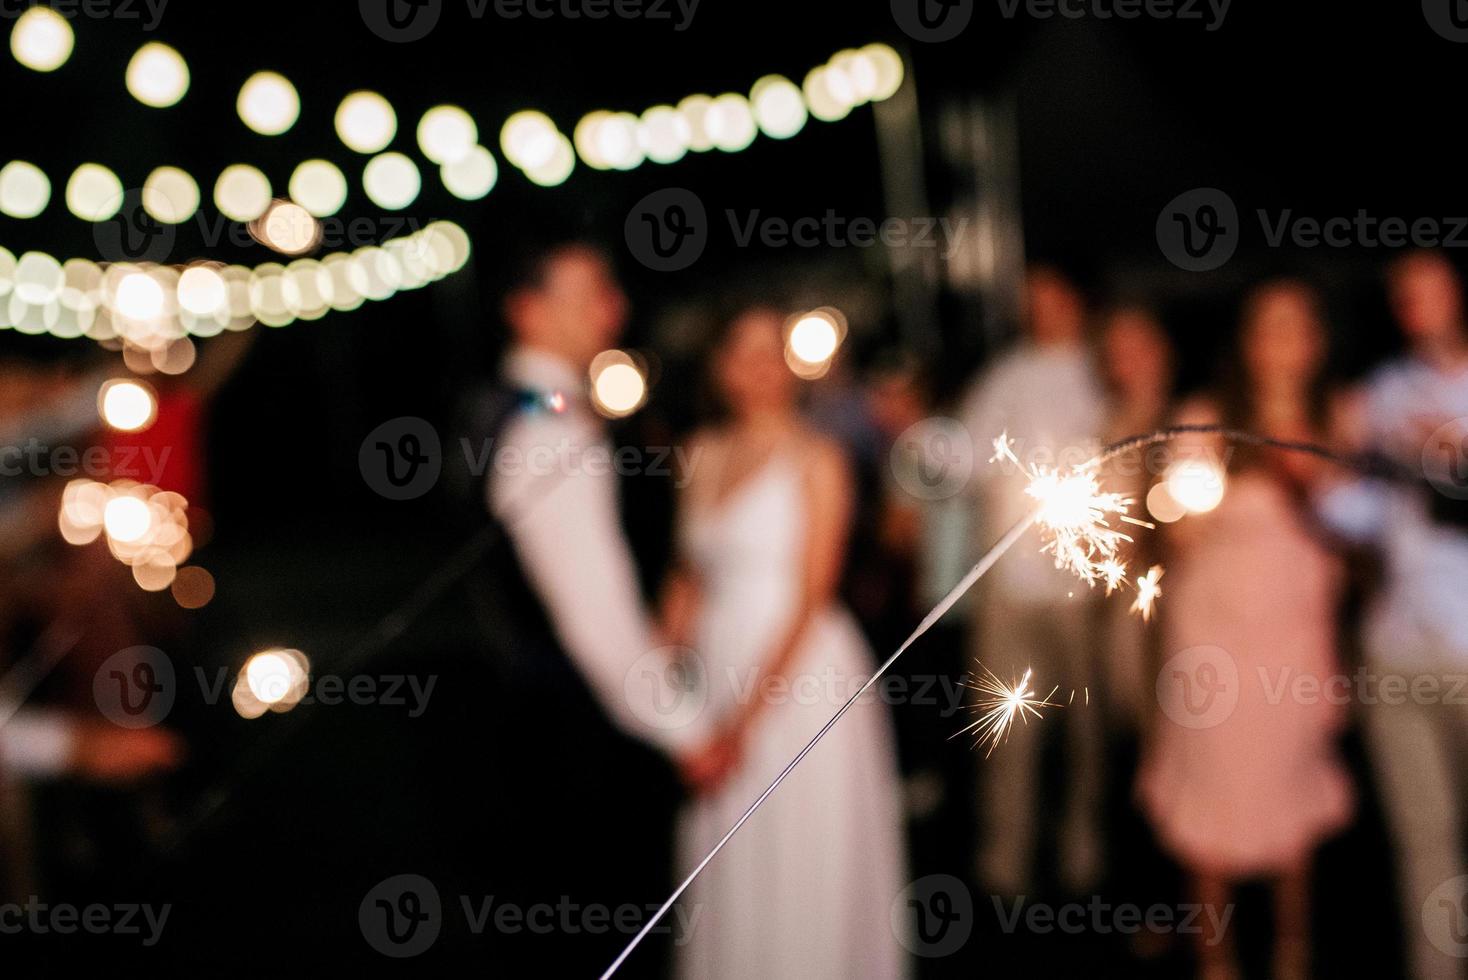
[600,510,1040,980]
[605,423,1415,978]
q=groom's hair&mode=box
[500,234,614,300]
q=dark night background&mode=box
[2,1,1461,976]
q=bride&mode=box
[663,306,908,979]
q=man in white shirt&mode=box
[959,266,1106,897]
[459,240,733,971]
[482,242,728,777]
[1320,251,1468,980]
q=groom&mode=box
[459,238,730,970]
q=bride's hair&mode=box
[698,303,799,423]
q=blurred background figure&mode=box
[1138,280,1354,980]
[664,307,906,980]
[459,239,732,973]
[1321,251,1468,980]
[1096,303,1176,736]
[959,265,1106,897]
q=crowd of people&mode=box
[470,241,1468,979]
[2,239,1467,979]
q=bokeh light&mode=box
[335,91,397,154]
[142,166,200,224]
[785,308,846,378]
[288,159,348,217]
[177,265,228,316]
[750,75,808,140]
[10,7,73,72]
[637,105,689,165]
[362,152,421,210]
[125,42,189,108]
[440,145,497,200]
[214,164,272,222]
[417,105,478,164]
[103,494,152,543]
[237,71,300,135]
[253,200,322,255]
[171,566,216,609]
[65,164,124,221]
[523,135,575,187]
[589,350,648,418]
[1164,459,1227,514]
[113,270,167,320]
[98,378,157,432]
[0,160,50,218]
[705,93,757,152]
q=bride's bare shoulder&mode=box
[792,428,851,483]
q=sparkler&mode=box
[954,665,1062,757]
[603,424,1392,978]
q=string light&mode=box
[237,71,300,135]
[0,161,50,219]
[65,164,123,222]
[336,91,397,154]
[362,152,421,210]
[288,159,349,217]
[417,105,478,164]
[142,166,200,224]
[0,222,472,338]
[589,350,648,418]
[9,7,74,72]
[98,378,158,432]
[125,42,190,108]
[440,145,497,200]
[213,164,272,222]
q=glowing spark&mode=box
[1131,565,1164,621]
[991,432,1139,590]
[954,665,1062,758]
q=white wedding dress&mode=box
[675,448,908,980]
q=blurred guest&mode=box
[663,308,906,980]
[1097,304,1176,733]
[959,265,1106,895]
[1138,280,1353,980]
[1319,251,1468,980]
[463,240,731,969]
[855,353,931,652]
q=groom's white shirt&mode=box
[488,345,706,753]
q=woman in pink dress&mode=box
[1137,280,1354,980]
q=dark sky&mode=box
[4,1,1462,520]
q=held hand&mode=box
[680,726,743,796]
